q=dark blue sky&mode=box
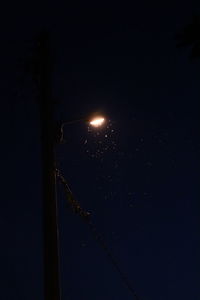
[0,1,199,300]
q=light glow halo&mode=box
[89,117,105,127]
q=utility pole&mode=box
[36,32,61,300]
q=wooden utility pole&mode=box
[36,32,61,300]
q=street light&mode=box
[58,115,106,143]
[89,116,105,127]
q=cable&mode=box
[56,168,141,300]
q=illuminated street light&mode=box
[89,116,105,127]
[58,114,106,143]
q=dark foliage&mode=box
[176,14,200,59]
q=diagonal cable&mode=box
[56,168,141,300]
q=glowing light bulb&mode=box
[89,117,105,127]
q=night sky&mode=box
[0,1,199,300]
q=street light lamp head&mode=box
[89,117,105,128]
[58,114,106,143]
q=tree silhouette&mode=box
[176,15,200,59]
